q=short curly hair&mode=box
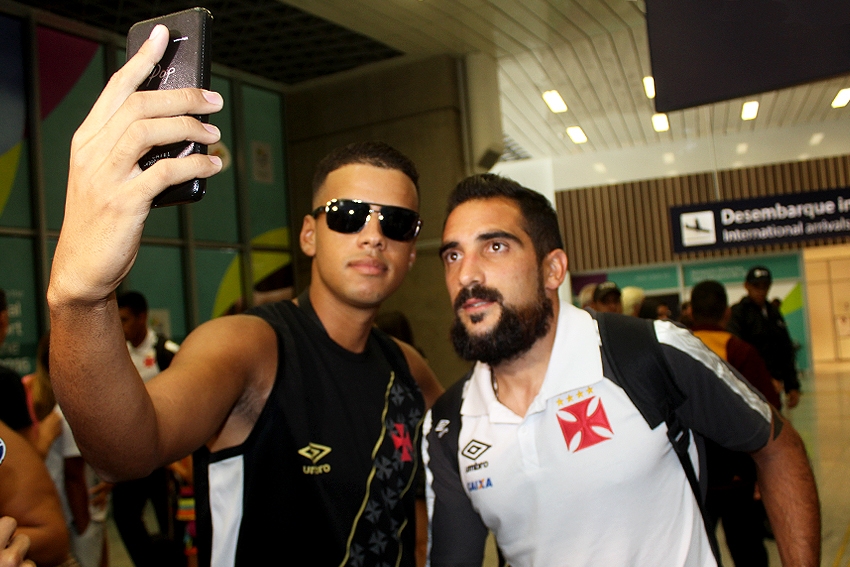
[311,141,419,196]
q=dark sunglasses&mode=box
[311,199,422,242]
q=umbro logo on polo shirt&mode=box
[461,439,491,460]
[462,440,491,473]
[464,441,494,491]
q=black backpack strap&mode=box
[429,369,471,467]
[154,334,176,371]
[596,312,719,562]
[428,370,508,566]
[595,313,685,427]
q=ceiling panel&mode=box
[9,0,850,163]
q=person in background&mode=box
[0,420,71,567]
[679,300,694,328]
[728,266,801,409]
[114,291,181,567]
[690,280,781,567]
[590,281,623,313]
[576,283,597,310]
[28,333,110,567]
[620,286,645,317]
[21,364,63,459]
[639,297,672,321]
[655,301,672,321]
[0,289,34,441]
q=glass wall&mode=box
[0,9,292,371]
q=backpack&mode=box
[154,334,178,371]
[430,311,720,563]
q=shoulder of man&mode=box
[595,312,686,429]
[727,299,755,336]
[729,297,750,316]
[430,371,471,418]
[370,326,414,376]
[767,302,788,323]
[424,370,473,471]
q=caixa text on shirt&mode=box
[467,478,493,491]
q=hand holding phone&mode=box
[126,7,213,207]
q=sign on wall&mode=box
[671,187,850,253]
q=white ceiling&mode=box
[281,0,850,165]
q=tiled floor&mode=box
[803,364,850,566]
[106,365,850,567]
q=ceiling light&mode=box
[566,126,587,144]
[663,152,675,164]
[651,113,669,132]
[741,101,759,120]
[643,76,656,99]
[593,162,607,173]
[542,90,568,113]
[831,88,850,108]
[736,143,748,155]
[809,132,825,146]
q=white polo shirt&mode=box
[425,302,772,567]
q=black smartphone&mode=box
[126,7,213,208]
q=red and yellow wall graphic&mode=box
[0,18,102,224]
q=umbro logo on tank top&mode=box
[298,442,332,475]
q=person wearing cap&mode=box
[590,281,623,313]
[728,266,801,408]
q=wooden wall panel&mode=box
[556,155,850,272]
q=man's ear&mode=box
[300,215,317,257]
[543,249,569,291]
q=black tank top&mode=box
[194,294,424,567]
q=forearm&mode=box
[753,419,820,566]
[47,295,160,479]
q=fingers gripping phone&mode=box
[126,7,213,208]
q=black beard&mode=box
[450,283,553,366]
